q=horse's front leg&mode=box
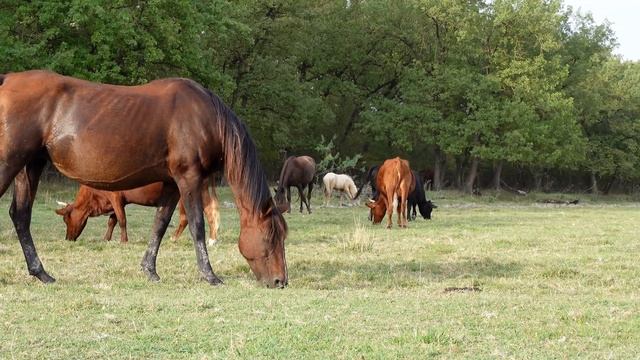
[286,187,292,213]
[176,173,223,285]
[9,158,55,283]
[140,183,179,282]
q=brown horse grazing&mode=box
[366,157,415,228]
[0,70,287,287]
[274,156,316,214]
[55,179,219,244]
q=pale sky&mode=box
[562,0,640,61]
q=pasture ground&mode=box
[1,181,639,359]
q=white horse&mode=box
[323,172,358,207]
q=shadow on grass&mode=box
[289,257,523,289]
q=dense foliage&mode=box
[1,0,638,192]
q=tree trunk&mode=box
[491,160,503,191]
[432,148,446,191]
[533,171,543,192]
[464,157,480,194]
[602,176,615,195]
[455,156,467,190]
[589,172,599,194]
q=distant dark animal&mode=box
[408,170,437,221]
[55,180,219,244]
[366,157,415,228]
[322,172,358,206]
[419,168,435,191]
[274,156,316,214]
[353,165,380,201]
[0,70,287,287]
[539,199,580,205]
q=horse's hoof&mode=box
[203,275,224,286]
[141,266,160,282]
[207,238,218,246]
[32,271,56,284]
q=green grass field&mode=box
[1,182,639,359]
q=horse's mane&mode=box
[206,91,287,241]
[207,92,269,213]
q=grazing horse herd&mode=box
[0,70,436,287]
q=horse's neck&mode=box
[227,182,266,221]
[278,157,297,187]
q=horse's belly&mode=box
[47,136,171,190]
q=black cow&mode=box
[408,170,437,220]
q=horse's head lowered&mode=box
[238,202,288,288]
[54,201,89,241]
[273,187,290,213]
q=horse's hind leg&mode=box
[141,183,180,282]
[110,198,128,243]
[297,185,307,213]
[9,158,55,283]
[176,173,223,285]
[307,182,313,213]
[202,181,219,245]
[104,213,117,241]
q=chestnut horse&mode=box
[0,70,287,287]
[366,157,415,228]
[55,179,219,244]
[274,156,316,214]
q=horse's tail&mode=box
[353,166,375,199]
[0,74,5,86]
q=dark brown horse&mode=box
[55,179,219,244]
[0,70,287,287]
[274,156,316,213]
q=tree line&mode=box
[1,0,638,194]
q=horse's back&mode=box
[282,156,316,185]
[295,156,316,177]
[1,70,223,190]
